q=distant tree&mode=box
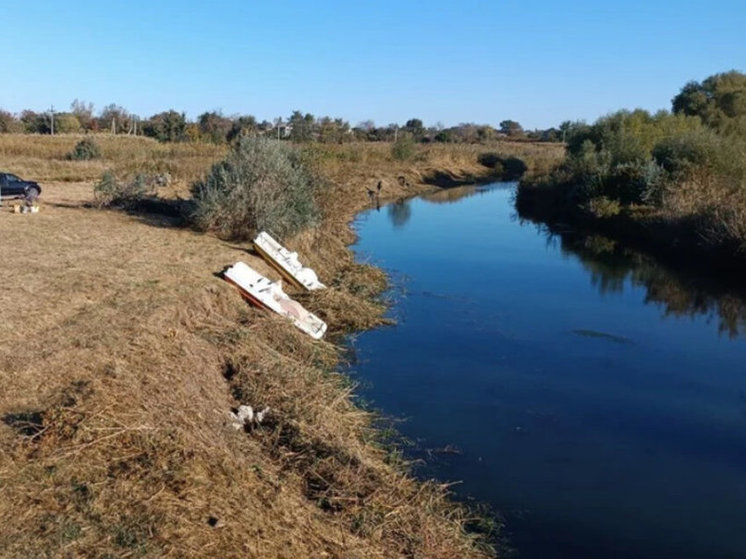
[499,120,524,136]
[198,111,232,143]
[453,123,479,143]
[0,110,22,133]
[143,110,188,142]
[379,124,399,142]
[227,115,259,143]
[99,104,130,134]
[288,111,315,142]
[20,110,50,133]
[317,117,351,143]
[558,120,576,142]
[184,123,201,142]
[404,118,425,140]
[540,127,561,142]
[272,117,284,140]
[477,125,497,143]
[672,70,746,136]
[54,113,82,133]
[70,99,95,130]
[434,128,454,143]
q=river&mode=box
[347,182,746,559]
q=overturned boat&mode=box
[223,262,327,340]
[253,231,326,291]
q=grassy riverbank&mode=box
[516,78,746,274]
[517,175,746,274]
[0,135,562,557]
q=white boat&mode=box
[223,262,327,340]
[253,231,326,291]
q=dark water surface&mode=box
[347,183,746,559]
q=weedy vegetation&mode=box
[518,70,746,266]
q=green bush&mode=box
[652,129,719,176]
[478,152,528,179]
[67,137,101,160]
[477,152,501,168]
[391,134,416,161]
[503,156,528,180]
[93,171,151,208]
[190,137,320,240]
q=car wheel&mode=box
[25,186,40,203]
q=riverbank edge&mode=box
[515,180,746,277]
[258,163,508,556]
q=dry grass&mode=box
[0,136,559,558]
[0,133,226,188]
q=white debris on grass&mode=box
[229,405,271,430]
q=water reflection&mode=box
[353,183,746,559]
[421,184,495,205]
[542,227,746,338]
[387,199,412,228]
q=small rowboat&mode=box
[223,262,327,340]
[253,231,325,291]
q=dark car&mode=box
[0,172,42,202]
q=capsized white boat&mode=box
[223,262,327,340]
[253,231,325,291]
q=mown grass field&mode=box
[0,134,562,558]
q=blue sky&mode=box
[1,1,743,129]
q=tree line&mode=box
[0,101,559,144]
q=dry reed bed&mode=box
[0,137,562,557]
[0,133,226,186]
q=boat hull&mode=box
[253,231,326,291]
[223,262,327,340]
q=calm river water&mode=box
[348,183,746,559]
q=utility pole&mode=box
[49,105,55,135]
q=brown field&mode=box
[0,135,562,558]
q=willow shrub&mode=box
[190,137,320,240]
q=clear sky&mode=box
[1,1,743,129]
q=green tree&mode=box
[20,110,50,133]
[672,70,746,136]
[0,110,22,133]
[99,104,130,134]
[318,116,351,143]
[288,110,315,142]
[499,120,523,136]
[227,115,258,143]
[143,110,188,142]
[198,111,232,143]
[55,113,82,133]
[70,99,95,130]
[404,118,425,140]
